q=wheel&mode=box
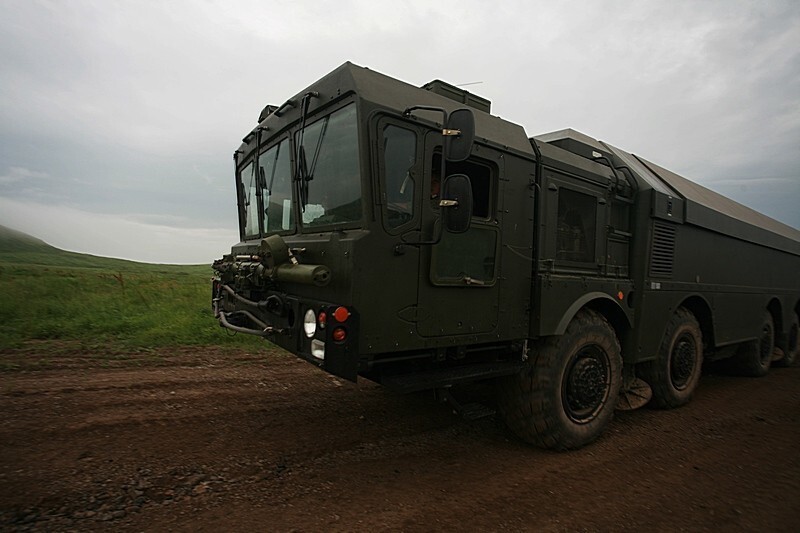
[775,313,798,368]
[639,307,703,409]
[497,309,622,450]
[732,312,774,377]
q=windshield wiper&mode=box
[296,115,329,211]
[297,144,310,209]
[295,92,318,211]
[267,141,281,196]
[307,116,329,182]
[252,127,266,234]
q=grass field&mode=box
[0,225,262,352]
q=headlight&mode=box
[303,309,317,338]
[311,339,325,360]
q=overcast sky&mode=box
[1,0,798,263]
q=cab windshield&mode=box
[240,137,293,238]
[238,102,361,238]
[295,103,361,227]
[259,138,293,233]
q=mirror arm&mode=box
[403,105,448,121]
[403,105,460,138]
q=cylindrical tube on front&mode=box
[273,263,332,286]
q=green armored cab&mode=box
[212,63,800,450]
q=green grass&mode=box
[0,225,263,351]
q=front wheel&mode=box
[497,309,622,450]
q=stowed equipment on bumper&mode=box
[211,235,360,381]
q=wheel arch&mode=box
[554,292,632,345]
[678,295,714,350]
[766,297,783,337]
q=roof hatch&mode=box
[421,80,491,113]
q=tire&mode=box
[497,309,622,450]
[639,307,703,409]
[732,312,774,377]
[775,313,798,368]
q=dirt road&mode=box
[1,346,798,531]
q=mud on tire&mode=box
[732,312,775,377]
[774,313,798,368]
[497,309,622,450]
[639,307,703,409]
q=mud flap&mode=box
[617,377,653,411]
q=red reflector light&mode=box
[333,306,350,323]
[318,311,327,328]
[332,327,347,342]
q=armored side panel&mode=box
[628,153,800,357]
[534,129,800,363]
[529,138,635,346]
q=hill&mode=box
[0,225,59,253]
[0,224,206,273]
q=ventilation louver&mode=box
[650,221,677,278]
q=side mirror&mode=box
[440,174,472,233]
[444,109,475,162]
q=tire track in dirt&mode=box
[1,349,798,531]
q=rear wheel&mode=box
[497,309,622,450]
[640,307,703,409]
[733,312,774,377]
[775,314,798,368]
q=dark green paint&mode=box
[212,62,800,388]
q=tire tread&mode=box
[497,309,621,450]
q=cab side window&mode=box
[240,161,259,237]
[431,153,492,219]
[382,125,417,229]
[429,153,498,286]
[556,188,597,263]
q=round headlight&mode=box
[303,309,317,338]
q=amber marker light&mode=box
[318,310,327,329]
[617,291,624,301]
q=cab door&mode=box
[416,133,502,337]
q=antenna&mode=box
[456,81,483,87]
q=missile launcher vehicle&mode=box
[212,63,799,449]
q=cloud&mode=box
[0,166,50,184]
[1,1,253,156]
[0,0,797,263]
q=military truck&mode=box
[212,62,800,450]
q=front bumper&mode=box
[212,279,360,381]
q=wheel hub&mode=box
[564,347,609,422]
[759,324,773,364]
[670,335,696,390]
